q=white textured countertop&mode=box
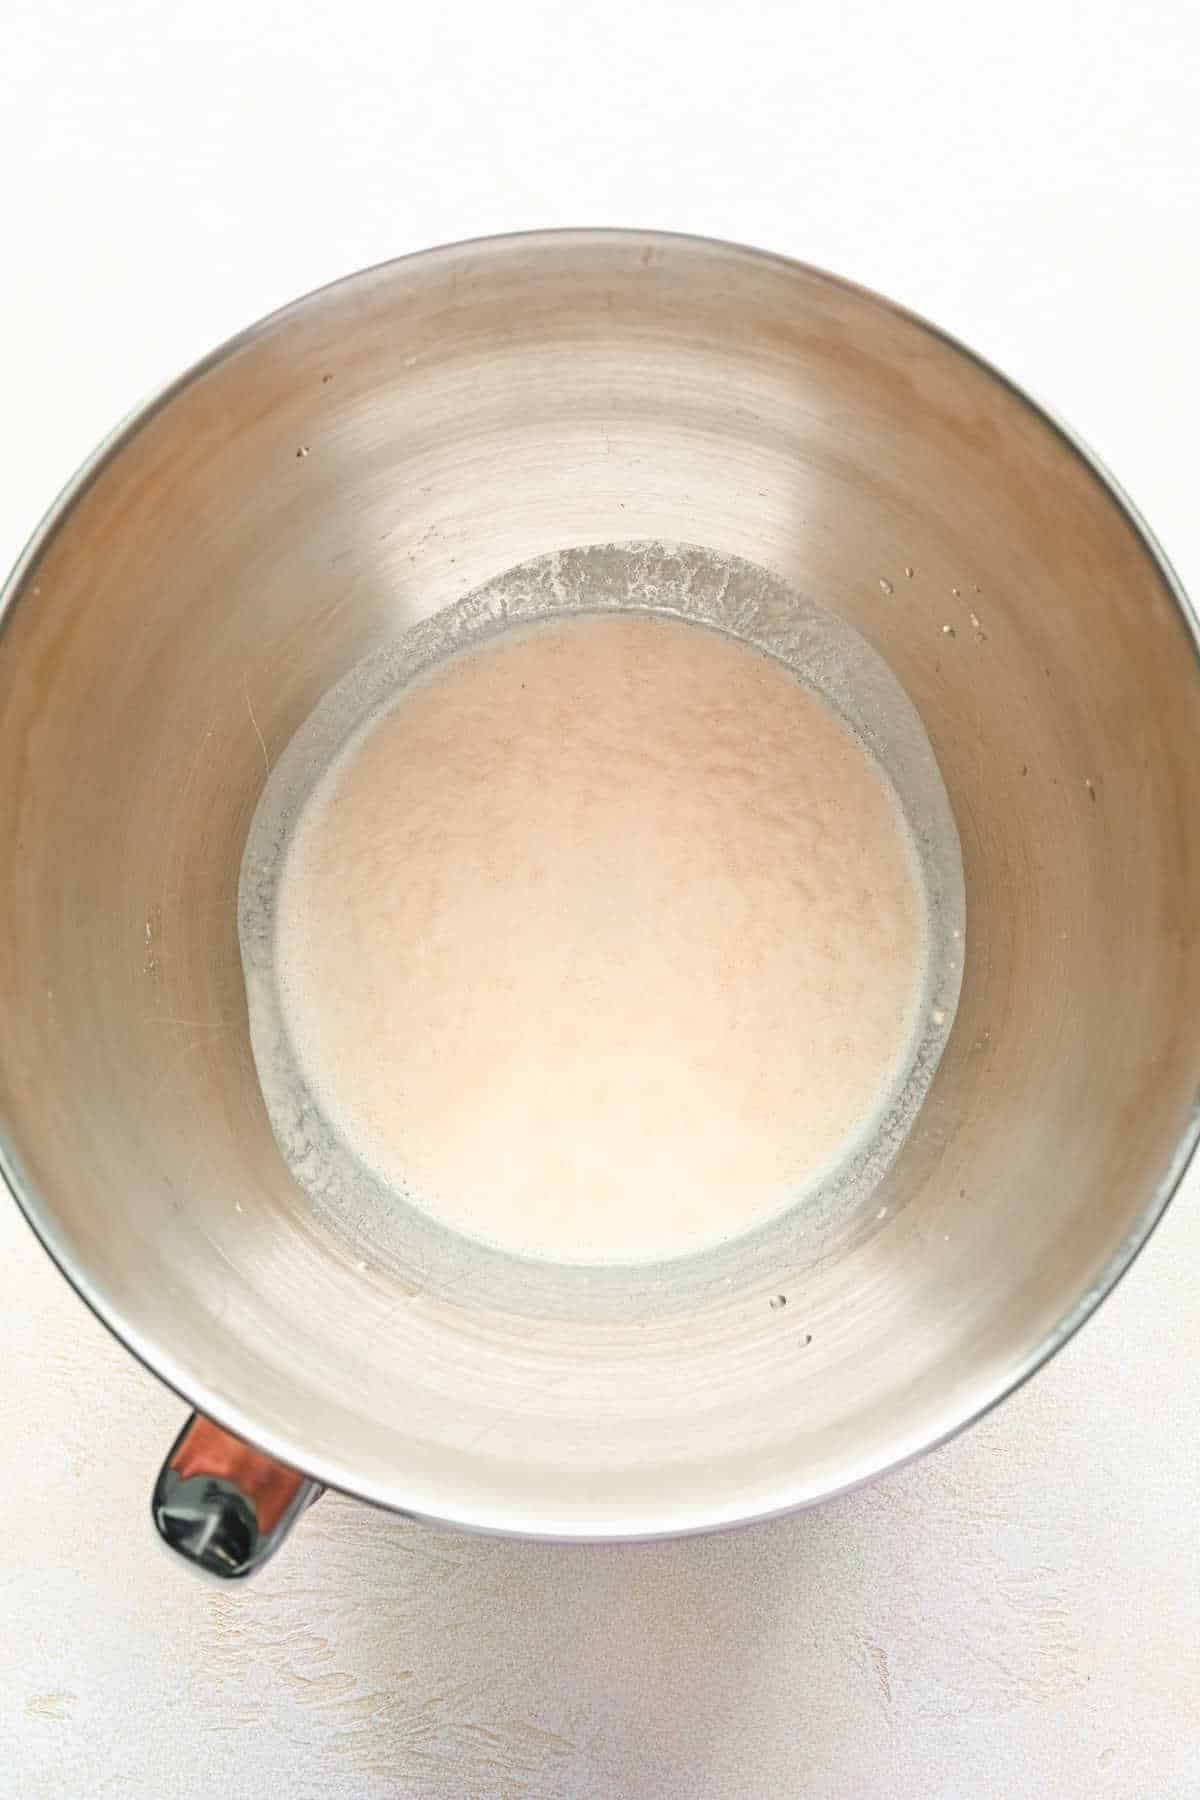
[3,1,1199,1793]
[3,1168,1198,1797]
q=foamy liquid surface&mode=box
[265,610,930,1264]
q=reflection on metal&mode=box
[153,1413,322,1578]
[1,231,1198,1549]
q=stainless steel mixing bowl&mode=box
[1,231,1197,1575]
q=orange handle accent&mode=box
[152,1413,322,1578]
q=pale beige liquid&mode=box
[272,611,928,1264]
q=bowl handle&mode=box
[151,1412,323,1578]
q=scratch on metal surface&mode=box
[244,676,270,775]
[141,1016,228,1029]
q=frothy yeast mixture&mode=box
[262,610,931,1264]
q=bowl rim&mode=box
[2,225,1198,1540]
